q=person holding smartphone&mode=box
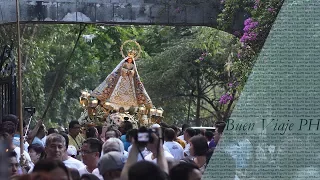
[120,126,169,180]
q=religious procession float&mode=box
[78,40,164,129]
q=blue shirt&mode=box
[121,135,131,151]
[13,134,29,151]
[208,140,216,149]
[32,137,44,147]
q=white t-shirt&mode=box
[63,156,85,169]
[163,141,184,160]
[14,147,34,168]
[162,144,171,153]
[78,166,103,180]
[184,143,191,157]
[128,145,151,161]
[144,150,174,164]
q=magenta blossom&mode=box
[244,18,253,26]
[219,93,233,104]
[240,18,259,43]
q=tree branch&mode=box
[41,24,87,119]
[200,104,217,119]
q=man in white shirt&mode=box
[63,154,85,169]
[177,124,190,143]
[144,149,174,163]
[125,128,150,161]
[58,132,85,169]
[44,133,85,170]
[183,128,196,157]
[163,128,184,160]
[78,138,103,180]
[145,129,174,163]
[128,145,150,161]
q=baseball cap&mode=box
[67,145,77,156]
[98,151,126,175]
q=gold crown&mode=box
[127,50,137,58]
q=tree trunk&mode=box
[195,67,201,126]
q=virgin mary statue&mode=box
[91,52,153,110]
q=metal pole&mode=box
[15,0,24,161]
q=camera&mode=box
[24,107,36,115]
[135,126,158,146]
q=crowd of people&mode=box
[0,114,229,180]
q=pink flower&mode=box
[219,93,233,104]
[244,18,253,26]
[241,18,259,43]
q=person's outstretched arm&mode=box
[120,140,139,180]
[154,130,169,174]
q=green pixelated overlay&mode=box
[204,0,320,179]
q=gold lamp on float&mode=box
[139,104,146,114]
[150,106,157,116]
[154,107,164,124]
[156,107,164,117]
[105,100,111,107]
[137,104,147,125]
[149,106,158,124]
[91,99,98,108]
[87,97,98,118]
[80,90,90,108]
[101,99,113,118]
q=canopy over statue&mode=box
[91,48,153,110]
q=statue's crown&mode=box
[128,50,136,58]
